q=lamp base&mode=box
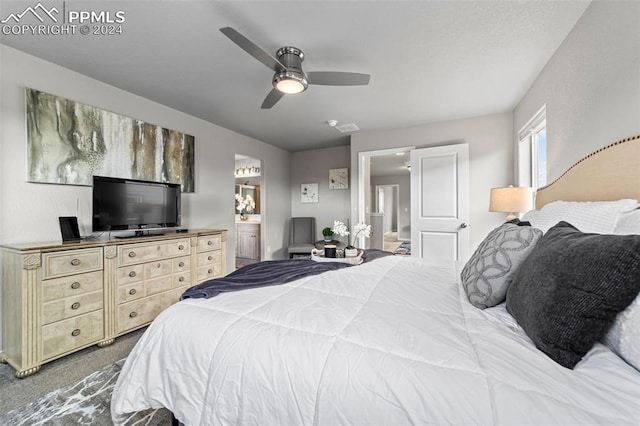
[506,213,517,221]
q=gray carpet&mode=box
[0,359,171,425]
[0,327,172,424]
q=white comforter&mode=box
[111,256,640,425]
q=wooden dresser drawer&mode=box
[117,289,181,334]
[42,290,103,325]
[42,248,103,279]
[197,263,222,283]
[117,264,145,285]
[197,250,221,266]
[144,255,190,279]
[146,272,191,296]
[118,238,191,266]
[42,310,104,360]
[117,281,145,304]
[42,271,103,302]
[198,234,221,252]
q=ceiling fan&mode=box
[220,27,371,109]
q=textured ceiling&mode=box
[0,0,590,152]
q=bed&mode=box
[111,135,640,425]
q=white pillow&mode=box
[522,199,639,233]
[603,295,640,371]
[613,208,640,235]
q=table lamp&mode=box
[489,186,533,220]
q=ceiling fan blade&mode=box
[307,72,371,86]
[261,89,285,109]
[220,27,285,71]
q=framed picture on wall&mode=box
[301,183,319,203]
[329,168,348,189]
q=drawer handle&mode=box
[178,276,185,282]
[207,256,213,261]
[207,240,213,246]
[71,302,81,310]
[129,271,137,278]
[178,261,185,267]
[129,289,137,295]
[70,259,81,266]
[178,244,185,250]
[70,282,81,290]
[71,329,81,337]
[208,269,213,274]
[128,252,136,258]
[129,311,137,318]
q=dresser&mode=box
[1,229,226,378]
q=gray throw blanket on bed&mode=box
[181,259,352,300]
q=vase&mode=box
[323,236,332,242]
[344,248,358,257]
[240,213,248,221]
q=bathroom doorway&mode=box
[234,155,263,269]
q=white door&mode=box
[410,144,470,261]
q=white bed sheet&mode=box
[111,256,640,425]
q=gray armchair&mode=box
[287,217,317,258]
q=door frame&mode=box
[357,147,414,248]
[234,154,264,262]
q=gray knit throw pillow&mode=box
[461,223,542,309]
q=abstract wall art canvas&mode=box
[329,168,348,189]
[26,88,195,192]
[301,183,319,203]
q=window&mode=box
[532,125,547,189]
[518,105,547,190]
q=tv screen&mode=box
[92,176,181,232]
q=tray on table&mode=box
[310,249,363,265]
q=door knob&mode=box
[459,223,468,229]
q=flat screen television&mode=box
[92,176,181,232]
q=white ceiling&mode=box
[0,1,590,152]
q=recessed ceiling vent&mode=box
[335,123,360,133]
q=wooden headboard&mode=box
[535,135,640,209]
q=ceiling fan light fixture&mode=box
[273,70,308,94]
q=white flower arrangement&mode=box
[332,220,371,249]
[235,193,255,216]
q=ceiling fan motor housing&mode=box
[273,46,308,93]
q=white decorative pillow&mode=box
[603,295,640,371]
[613,208,640,235]
[606,207,640,370]
[522,199,639,233]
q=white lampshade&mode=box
[489,186,533,220]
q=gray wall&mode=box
[514,1,640,183]
[0,45,292,346]
[371,174,411,240]
[290,146,351,242]
[351,112,514,252]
